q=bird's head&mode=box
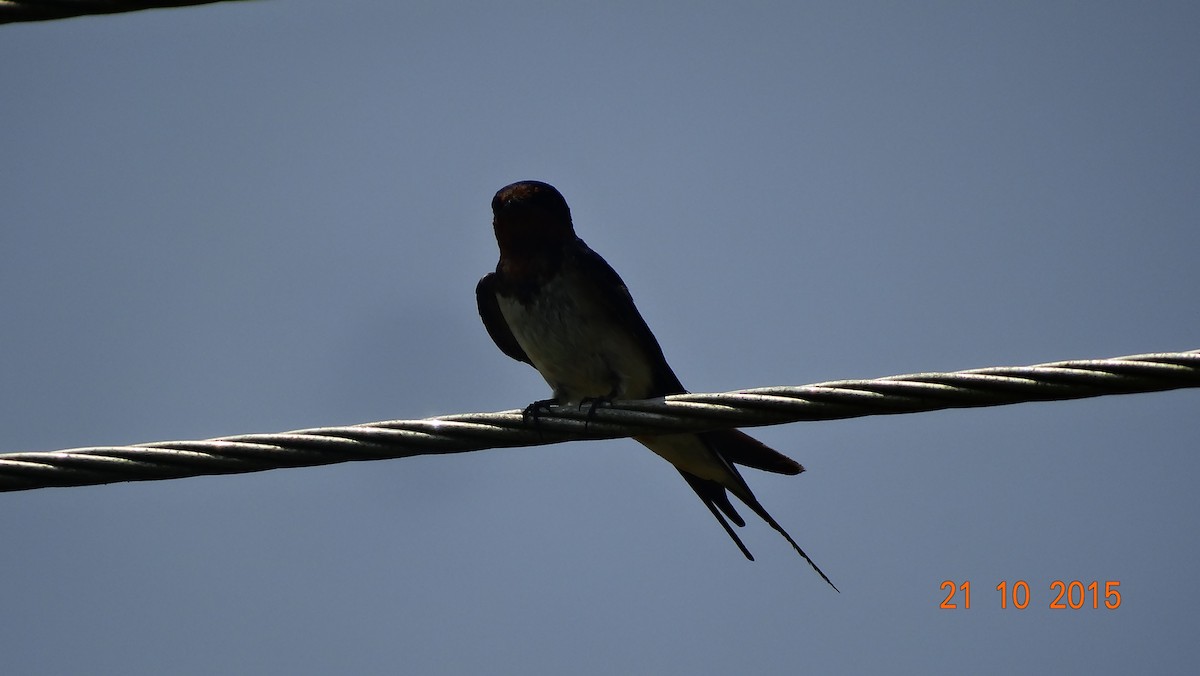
[491,180,577,257]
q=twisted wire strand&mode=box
[2,349,1197,493]
[0,0,249,24]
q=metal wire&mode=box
[1,349,1197,493]
[0,0,250,24]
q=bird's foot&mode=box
[577,396,613,430]
[522,398,558,437]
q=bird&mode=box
[476,180,836,589]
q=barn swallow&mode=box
[476,180,835,589]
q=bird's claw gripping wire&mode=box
[521,398,558,438]
[578,397,613,430]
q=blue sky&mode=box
[2,2,1198,674]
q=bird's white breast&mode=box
[496,269,655,404]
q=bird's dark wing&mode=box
[699,428,803,475]
[476,273,532,365]
[569,240,685,395]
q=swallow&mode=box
[476,180,835,589]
